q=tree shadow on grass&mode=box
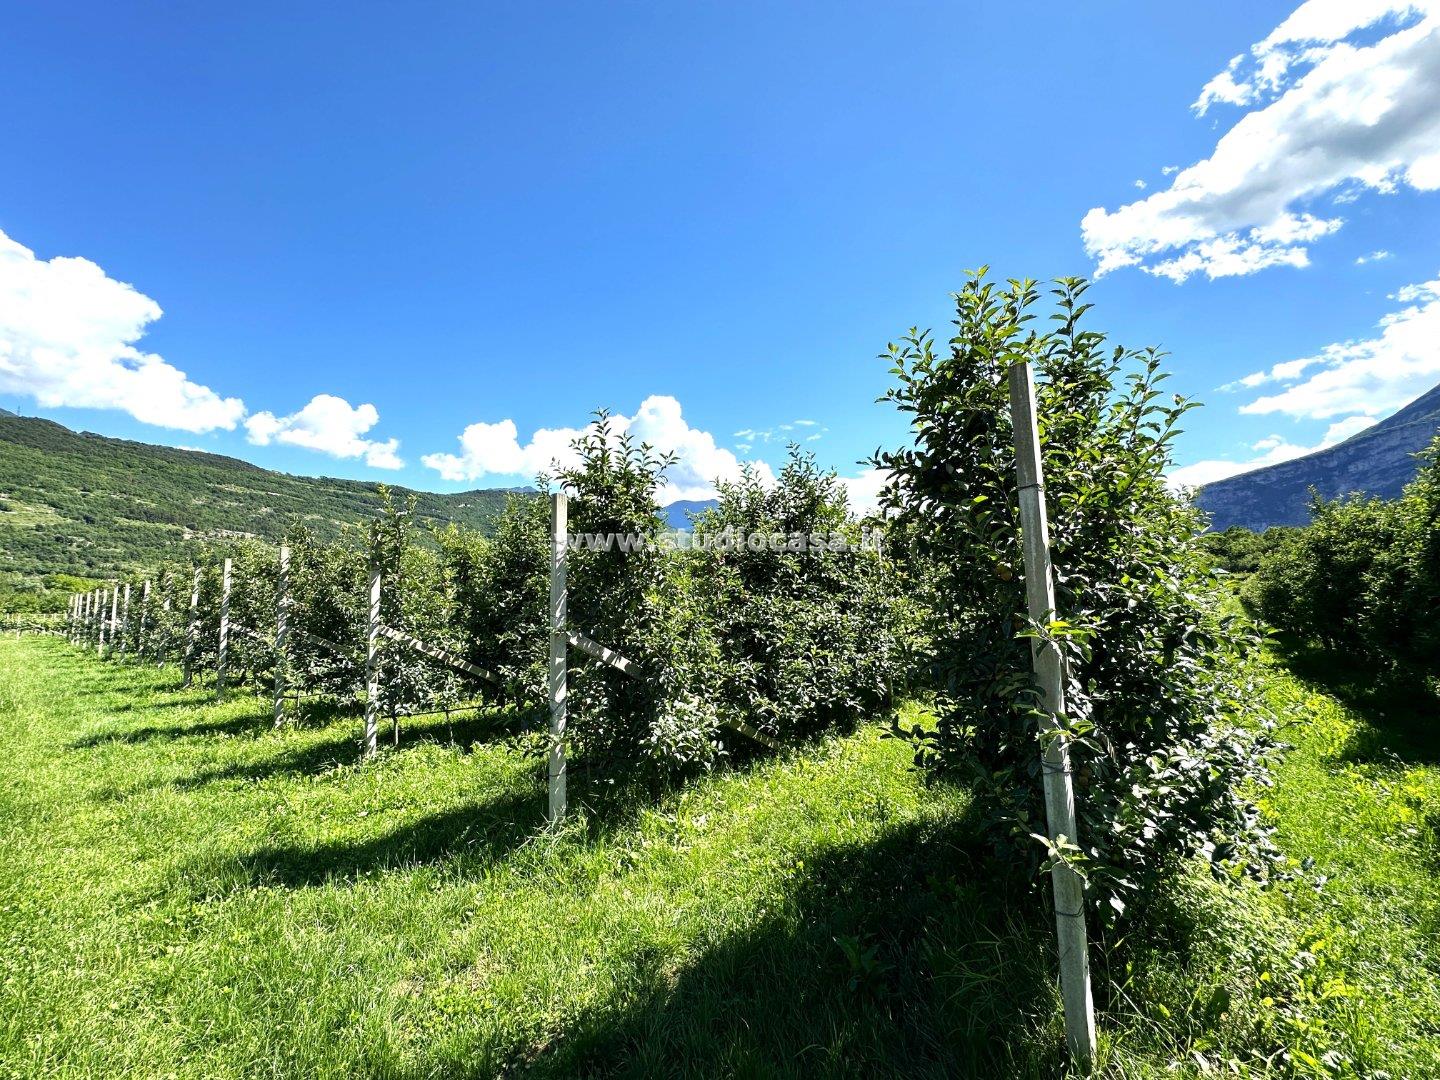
[167,708,531,790]
[1273,636,1440,765]
[69,708,273,747]
[511,807,1070,1080]
[223,790,546,889]
[166,734,363,789]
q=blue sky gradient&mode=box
[3,1,1437,498]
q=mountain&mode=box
[1196,381,1440,531]
[0,413,512,589]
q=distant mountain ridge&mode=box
[1196,380,1440,531]
[0,413,513,587]
[0,413,722,597]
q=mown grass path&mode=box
[2,637,1438,1077]
[0,638,1060,1078]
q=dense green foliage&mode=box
[436,493,550,703]
[71,433,907,775]
[0,413,509,611]
[874,274,1278,923]
[691,451,914,744]
[1250,438,1440,682]
[1196,525,1296,575]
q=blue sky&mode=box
[3,1,1439,503]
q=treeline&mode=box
[79,442,907,768]
[1248,438,1440,680]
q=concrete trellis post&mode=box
[138,580,151,658]
[548,492,568,823]
[216,558,232,699]
[363,564,382,758]
[68,595,78,644]
[109,586,120,656]
[182,566,201,687]
[118,583,132,659]
[160,576,173,666]
[96,588,109,654]
[1007,360,1097,1070]
[273,544,290,727]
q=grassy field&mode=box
[1,636,1437,1078]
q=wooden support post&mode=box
[182,566,201,687]
[548,492,568,823]
[138,580,151,659]
[273,544,290,727]
[363,564,382,758]
[81,592,90,646]
[1008,360,1097,1071]
[96,588,108,654]
[118,583,132,659]
[216,558,232,699]
[68,595,77,644]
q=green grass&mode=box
[1,637,1437,1078]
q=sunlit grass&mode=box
[1,637,1437,1077]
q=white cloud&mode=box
[1170,414,1377,488]
[422,395,774,502]
[1133,179,1148,190]
[1174,269,1440,487]
[731,418,824,444]
[245,394,403,469]
[1239,273,1440,418]
[1355,249,1394,263]
[838,468,890,514]
[0,227,245,432]
[1082,1,1440,281]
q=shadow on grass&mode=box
[167,735,362,789]
[227,790,546,889]
[1273,635,1440,765]
[168,709,532,790]
[69,708,273,747]
[516,806,1067,1079]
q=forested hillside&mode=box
[0,414,511,608]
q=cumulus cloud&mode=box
[837,468,890,514]
[1355,249,1394,264]
[1082,1,1440,281]
[1238,273,1440,418]
[1174,271,1440,486]
[246,394,403,469]
[0,227,244,432]
[422,395,774,502]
